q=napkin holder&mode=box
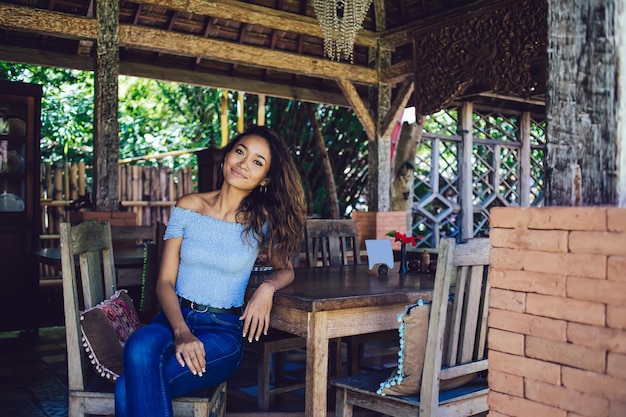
[365,239,394,275]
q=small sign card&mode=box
[365,239,394,275]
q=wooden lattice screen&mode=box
[412,103,546,247]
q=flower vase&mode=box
[399,243,409,274]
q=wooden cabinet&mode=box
[0,80,42,335]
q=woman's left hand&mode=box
[240,283,275,343]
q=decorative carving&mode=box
[412,0,547,116]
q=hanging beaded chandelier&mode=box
[312,0,373,63]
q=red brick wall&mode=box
[488,207,626,417]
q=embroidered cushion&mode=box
[80,289,142,381]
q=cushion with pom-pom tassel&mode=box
[80,289,142,382]
[376,300,430,396]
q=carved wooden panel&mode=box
[412,0,547,116]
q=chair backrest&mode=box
[139,221,166,322]
[111,224,157,249]
[305,219,360,266]
[60,220,117,392]
[420,237,490,415]
[60,219,227,416]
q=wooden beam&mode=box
[120,25,378,85]
[381,60,413,85]
[336,78,376,141]
[0,3,97,38]
[0,4,378,85]
[0,45,351,107]
[381,80,414,139]
[138,0,379,49]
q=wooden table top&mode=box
[248,264,435,313]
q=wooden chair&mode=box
[250,219,363,410]
[306,219,401,375]
[60,220,226,417]
[137,221,166,322]
[110,224,157,247]
[305,219,361,266]
[331,238,491,417]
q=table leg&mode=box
[306,311,329,417]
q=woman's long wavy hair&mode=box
[216,126,307,267]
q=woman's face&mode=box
[223,134,272,192]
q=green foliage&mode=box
[1,63,369,216]
[1,63,95,164]
[118,78,224,168]
[264,98,368,218]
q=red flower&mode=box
[386,230,421,247]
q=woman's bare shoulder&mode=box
[175,192,217,211]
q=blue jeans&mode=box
[115,307,244,417]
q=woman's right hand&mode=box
[174,328,206,377]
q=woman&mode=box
[115,125,307,417]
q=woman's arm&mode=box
[156,235,207,377]
[240,258,295,343]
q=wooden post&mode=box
[93,0,119,211]
[460,102,473,241]
[617,1,626,208]
[519,111,531,206]
[220,90,228,146]
[78,161,86,197]
[367,48,392,211]
[546,0,618,205]
[257,94,266,126]
[237,91,244,133]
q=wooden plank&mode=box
[336,78,376,141]
[440,359,488,380]
[139,0,378,48]
[381,80,414,139]
[446,266,467,366]
[453,238,490,266]
[0,5,377,85]
[0,45,351,107]
[459,266,483,363]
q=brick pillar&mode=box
[487,207,626,417]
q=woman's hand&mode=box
[174,329,206,377]
[240,282,275,342]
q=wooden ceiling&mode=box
[0,0,546,113]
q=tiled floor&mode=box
[0,327,399,416]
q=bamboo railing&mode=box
[39,161,194,280]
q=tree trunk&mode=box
[545,0,618,206]
[391,122,423,213]
[306,103,339,219]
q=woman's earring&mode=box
[220,162,224,170]
[260,185,267,194]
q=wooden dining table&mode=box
[247,264,435,417]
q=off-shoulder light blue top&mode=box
[164,205,261,308]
